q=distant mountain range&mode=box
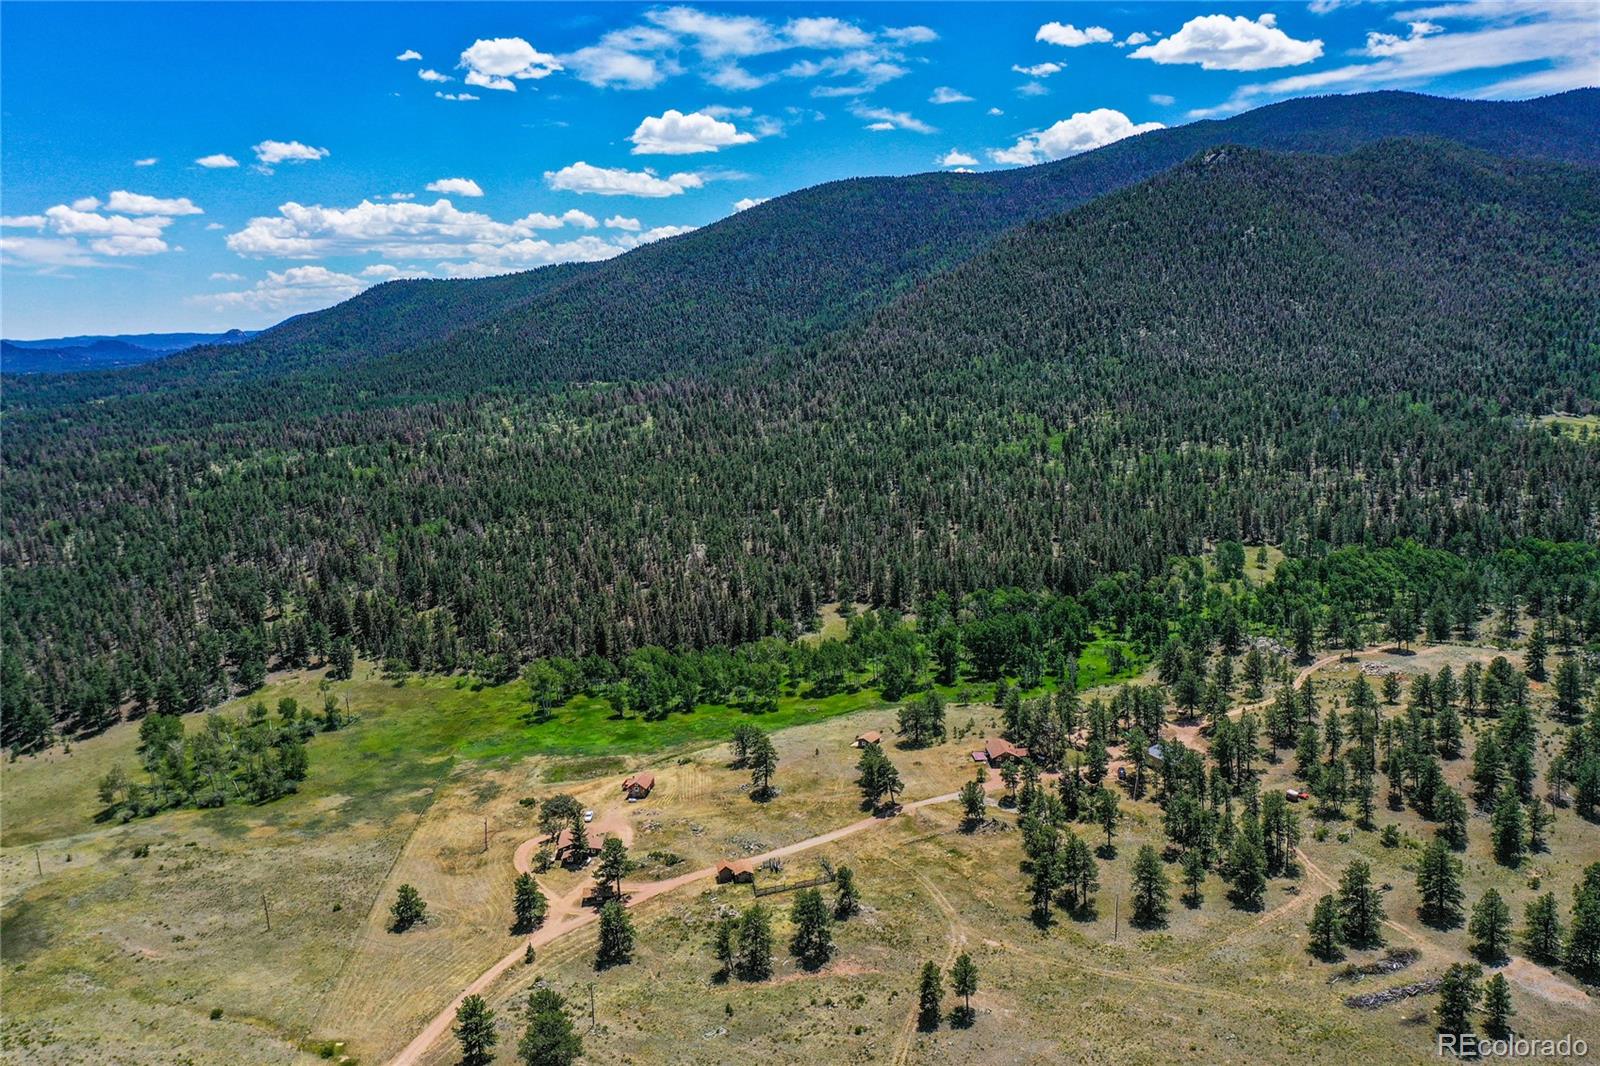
[3,88,1598,748]
[0,329,257,375]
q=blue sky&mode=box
[2,1,1594,338]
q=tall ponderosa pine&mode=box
[1130,845,1170,928]
[596,899,635,967]
[453,994,497,1066]
[1417,839,1465,928]
[519,986,581,1066]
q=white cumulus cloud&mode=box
[106,190,203,216]
[460,37,562,91]
[605,215,643,230]
[929,86,973,104]
[1036,23,1113,47]
[630,108,757,153]
[733,197,768,211]
[940,149,978,167]
[396,49,422,62]
[989,108,1164,165]
[134,157,159,167]
[1129,13,1322,71]
[544,162,705,197]
[253,140,330,165]
[425,177,485,198]
[196,153,240,168]
[1013,62,1063,77]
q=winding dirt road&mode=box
[386,780,991,1066]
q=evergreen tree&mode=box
[959,776,986,828]
[747,730,779,799]
[1181,848,1207,906]
[833,865,860,919]
[594,835,630,897]
[1338,860,1385,949]
[1130,845,1170,928]
[390,883,428,933]
[1308,895,1343,961]
[1227,830,1268,911]
[1522,892,1563,964]
[1490,790,1526,866]
[789,888,834,969]
[1469,889,1512,965]
[596,899,635,967]
[519,986,581,1066]
[453,994,497,1066]
[917,961,943,1031]
[1417,838,1465,928]
[1435,786,1470,851]
[1482,973,1514,1039]
[950,953,979,1027]
[1567,871,1600,982]
[711,912,739,978]
[736,903,773,980]
[513,872,548,934]
[1435,963,1482,1037]
[1093,787,1119,854]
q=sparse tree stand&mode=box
[1130,845,1169,928]
[917,961,943,1032]
[596,900,634,968]
[519,985,581,1066]
[390,883,427,933]
[453,994,497,1066]
[1435,963,1483,1038]
[514,872,548,934]
[950,952,979,1027]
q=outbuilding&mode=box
[854,731,882,748]
[716,859,755,884]
[623,772,655,800]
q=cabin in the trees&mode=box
[622,772,655,800]
[974,736,1030,765]
[854,731,882,748]
[716,859,755,884]
[552,828,595,866]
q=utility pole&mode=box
[35,849,42,875]
[1113,895,1119,942]
[483,818,489,853]
[262,893,272,932]
[588,982,596,1029]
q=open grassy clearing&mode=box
[1533,413,1600,444]
[2,640,1593,1065]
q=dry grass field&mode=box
[2,642,1595,1065]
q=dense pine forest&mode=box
[3,93,1599,756]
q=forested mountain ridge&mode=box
[6,89,1597,421]
[4,133,1597,751]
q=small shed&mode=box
[854,731,882,748]
[623,772,655,800]
[716,859,755,884]
[1146,743,1166,765]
